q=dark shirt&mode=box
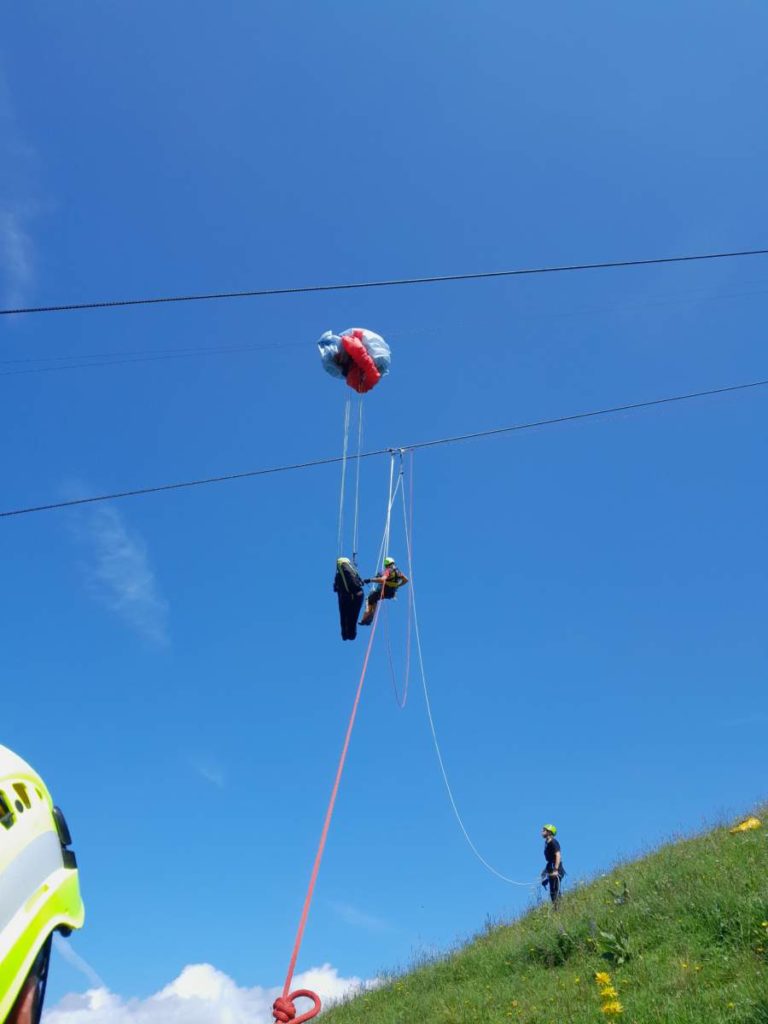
[544,837,563,873]
[334,563,364,597]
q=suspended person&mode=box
[541,823,566,905]
[334,557,365,641]
[359,556,409,626]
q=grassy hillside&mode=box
[325,811,767,1024]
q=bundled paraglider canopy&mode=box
[318,328,391,394]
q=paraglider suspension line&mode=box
[336,397,352,557]
[351,397,364,565]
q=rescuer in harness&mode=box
[334,557,365,641]
[541,823,566,905]
[359,556,409,626]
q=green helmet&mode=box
[542,823,557,835]
[337,557,351,566]
[0,745,85,1023]
[384,557,396,567]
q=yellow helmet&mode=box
[0,745,85,1023]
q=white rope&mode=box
[336,397,352,556]
[351,397,364,565]
[374,454,403,571]
[400,478,535,889]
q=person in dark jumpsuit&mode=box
[541,824,565,904]
[334,557,365,641]
[359,557,409,626]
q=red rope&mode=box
[273,589,386,1024]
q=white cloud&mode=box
[193,758,226,788]
[0,207,33,308]
[53,936,106,991]
[77,505,169,647]
[327,900,393,933]
[44,962,375,1024]
[0,66,36,309]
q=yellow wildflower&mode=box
[595,972,612,985]
[599,985,619,999]
[601,1001,624,1016]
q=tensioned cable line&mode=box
[1,377,766,519]
[5,283,768,378]
[2,248,767,316]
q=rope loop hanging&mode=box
[273,990,322,1024]
[399,457,535,889]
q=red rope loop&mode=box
[273,990,322,1024]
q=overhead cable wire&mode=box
[0,340,300,377]
[1,377,766,520]
[2,248,768,317]
[5,283,768,379]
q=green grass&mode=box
[324,810,767,1024]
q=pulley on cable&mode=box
[322,328,391,643]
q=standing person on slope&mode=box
[541,824,565,904]
[334,557,365,641]
[359,556,409,626]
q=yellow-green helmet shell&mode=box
[0,746,85,1021]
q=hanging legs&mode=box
[359,586,383,626]
[339,592,364,640]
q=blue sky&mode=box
[2,2,767,1020]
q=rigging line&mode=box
[337,398,352,556]
[351,397,364,566]
[401,479,535,888]
[3,247,768,317]
[280,570,385,1007]
[382,604,403,708]
[7,280,768,368]
[385,455,415,710]
[2,376,766,519]
[375,456,404,572]
[279,468,394,1006]
[383,453,397,563]
[0,341,302,377]
[400,453,415,708]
